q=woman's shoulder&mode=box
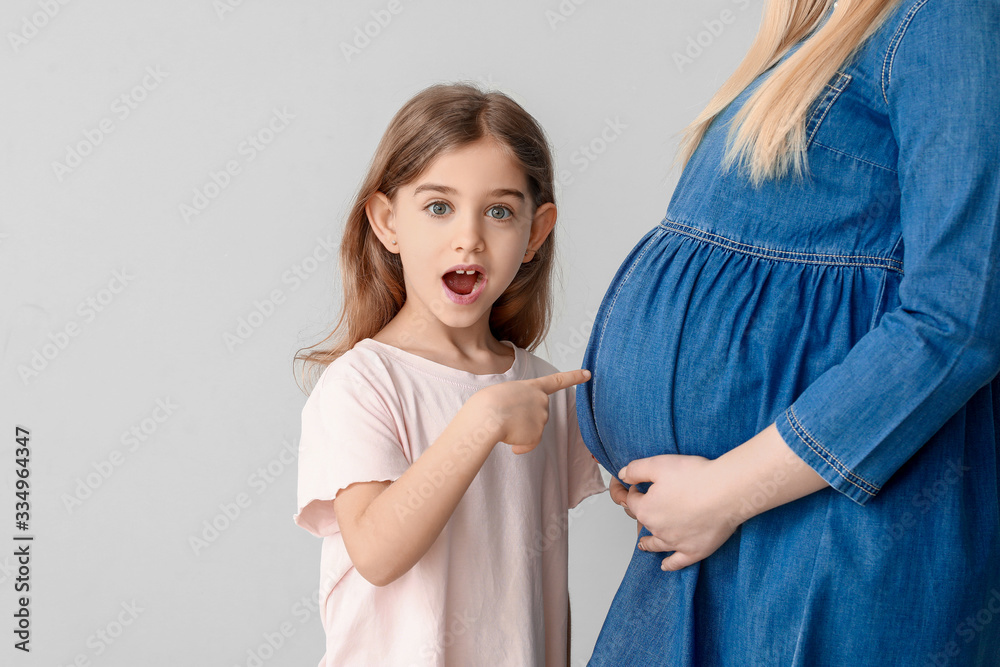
[880,0,998,105]
[881,0,994,27]
[881,0,998,63]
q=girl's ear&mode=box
[366,192,398,254]
[524,202,557,263]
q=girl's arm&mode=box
[335,369,590,587]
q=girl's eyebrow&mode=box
[412,183,525,201]
[490,188,526,202]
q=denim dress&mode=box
[577,1,1000,664]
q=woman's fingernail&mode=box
[618,466,627,480]
[638,543,646,551]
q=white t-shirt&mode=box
[293,338,606,667]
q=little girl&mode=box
[292,83,606,667]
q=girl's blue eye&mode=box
[428,202,451,216]
[488,205,513,220]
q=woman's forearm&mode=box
[714,422,829,526]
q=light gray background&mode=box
[1,0,762,664]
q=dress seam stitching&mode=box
[659,219,904,272]
[807,73,851,146]
[811,140,897,173]
[869,264,890,332]
[882,0,930,105]
[591,227,663,460]
[869,234,904,330]
[787,405,880,496]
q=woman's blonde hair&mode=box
[677,0,903,184]
[294,83,557,393]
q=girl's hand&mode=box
[470,369,591,455]
[618,455,739,572]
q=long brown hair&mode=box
[294,83,557,393]
[677,0,903,184]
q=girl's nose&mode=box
[451,213,485,253]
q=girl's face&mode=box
[367,138,556,341]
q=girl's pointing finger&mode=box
[532,369,591,395]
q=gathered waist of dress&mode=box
[657,217,904,274]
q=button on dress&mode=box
[576,1,1000,664]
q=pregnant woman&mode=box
[578,0,999,664]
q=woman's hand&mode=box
[615,423,829,572]
[609,476,644,535]
[618,455,738,571]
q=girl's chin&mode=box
[397,285,500,333]
[438,311,491,331]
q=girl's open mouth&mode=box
[441,267,487,305]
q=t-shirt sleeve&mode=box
[293,362,410,537]
[565,384,608,508]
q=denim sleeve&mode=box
[774,0,1000,505]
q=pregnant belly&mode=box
[583,226,885,474]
